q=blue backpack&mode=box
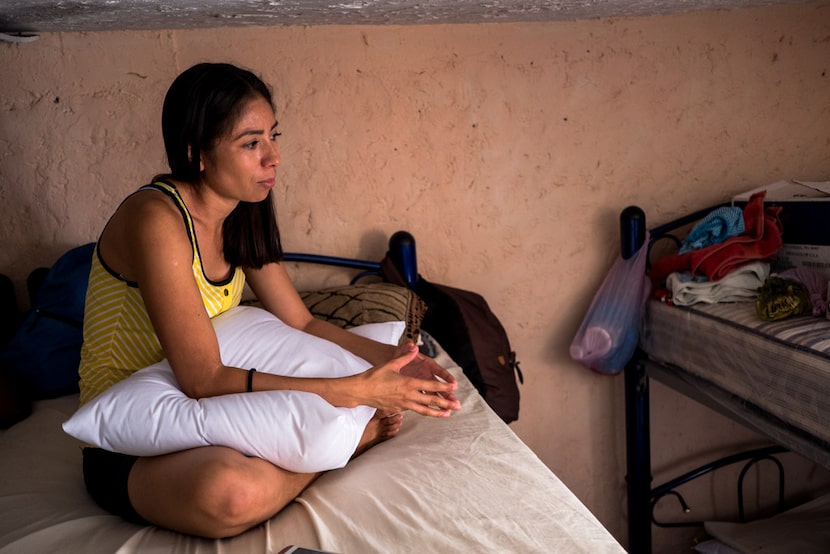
[0,243,95,399]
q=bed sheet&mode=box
[640,299,830,468]
[0,344,623,554]
[702,492,830,554]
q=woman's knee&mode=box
[130,448,301,538]
[193,455,268,534]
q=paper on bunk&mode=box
[733,180,830,279]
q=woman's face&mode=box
[200,95,280,204]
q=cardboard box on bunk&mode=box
[732,180,830,279]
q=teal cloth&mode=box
[679,206,744,254]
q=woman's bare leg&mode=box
[128,414,403,538]
[129,446,318,538]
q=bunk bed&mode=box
[0,231,624,554]
[621,203,830,553]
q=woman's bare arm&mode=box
[102,197,458,415]
[246,263,460,413]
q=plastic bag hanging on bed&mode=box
[570,232,651,375]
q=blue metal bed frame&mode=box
[620,206,791,553]
[283,230,419,290]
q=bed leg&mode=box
[625,355,652,553]
[621,205,651,553]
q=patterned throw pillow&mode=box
[299,283,426,345]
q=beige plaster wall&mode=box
[2,4,830,551]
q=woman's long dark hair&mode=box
[158,62,282,269]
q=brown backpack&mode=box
[380,254,522,423]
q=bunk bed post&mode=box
[388,230,419,290]
[625,355,651,553]
[621,206,652,554]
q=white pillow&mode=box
[62,306,405,473]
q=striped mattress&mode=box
[641,300,830,460]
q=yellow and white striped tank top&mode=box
[78,181,245,405]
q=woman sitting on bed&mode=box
[78,62,461,539]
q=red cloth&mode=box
[649,191,783,283]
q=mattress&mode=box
[0,342,624,554]
[640,300,830,468]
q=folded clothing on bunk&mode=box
[667,261,769,307]
[650,191,783,284]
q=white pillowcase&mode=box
[62,306,405,473]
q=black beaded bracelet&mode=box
[247,368,257,393]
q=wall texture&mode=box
[2,4,830,551]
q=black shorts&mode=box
[82,448,149,525]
